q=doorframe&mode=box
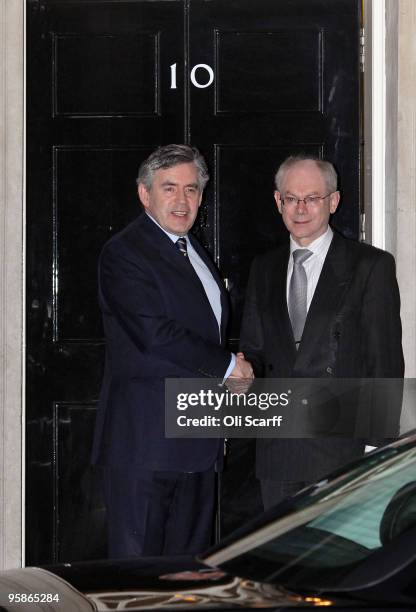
[364,0,400,257]
[0,0,402,569]
[364,0,386,249]
[0,0,25,570]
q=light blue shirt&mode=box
[145,213,235,378]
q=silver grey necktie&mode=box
[288,249,312,345]
[176,236,188,257]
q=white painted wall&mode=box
[0,0,24,569]
[395,0,416,379]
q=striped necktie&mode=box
[288,248,312,345]
[176,236,188,257]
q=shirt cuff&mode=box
[222,354,236,384]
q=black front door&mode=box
[27,0,360,564]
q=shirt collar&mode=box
[145,211,187,244]
[290,225,333,257]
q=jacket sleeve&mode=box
[239,257,266,378]
[361,251,404,378]
[359,251,404,442]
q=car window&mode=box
[309,454,416,550]
[205,447,416,591]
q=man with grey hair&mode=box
[240,154,404,509]
[93,144,253,557]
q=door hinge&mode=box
[360,27,365,73]
[360,212,366,242]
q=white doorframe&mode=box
[365,0,387,249]
[364,0,395,251]
[0,0,25,570]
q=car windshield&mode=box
[204,439,416,592]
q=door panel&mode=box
[54,33,160,117]
[216,30,322,113]
[55,403,106,562]
[54,146,150,341]
[188,0,360,538]
[27,0,361,562]
[189,0,360,333]
[27,0,185,565]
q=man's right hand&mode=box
[226,352,254,392]
[230,352,254,378]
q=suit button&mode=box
[326,366,333,374]
[268,364,273,371]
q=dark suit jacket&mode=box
[92,213,231,472]
[240,231,404,481]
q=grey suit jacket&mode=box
[240,231,404,481]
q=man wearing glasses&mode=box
[240,155,404,509]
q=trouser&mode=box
[102,466,216,558]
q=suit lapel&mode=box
[139,214,223,339]
[269,245,297,365]
[140,214,205,292]
[295,232,351,371]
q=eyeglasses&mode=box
[281,192,333,207]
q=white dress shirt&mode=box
[286,225,334,310]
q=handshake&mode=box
[226,351,254,393]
